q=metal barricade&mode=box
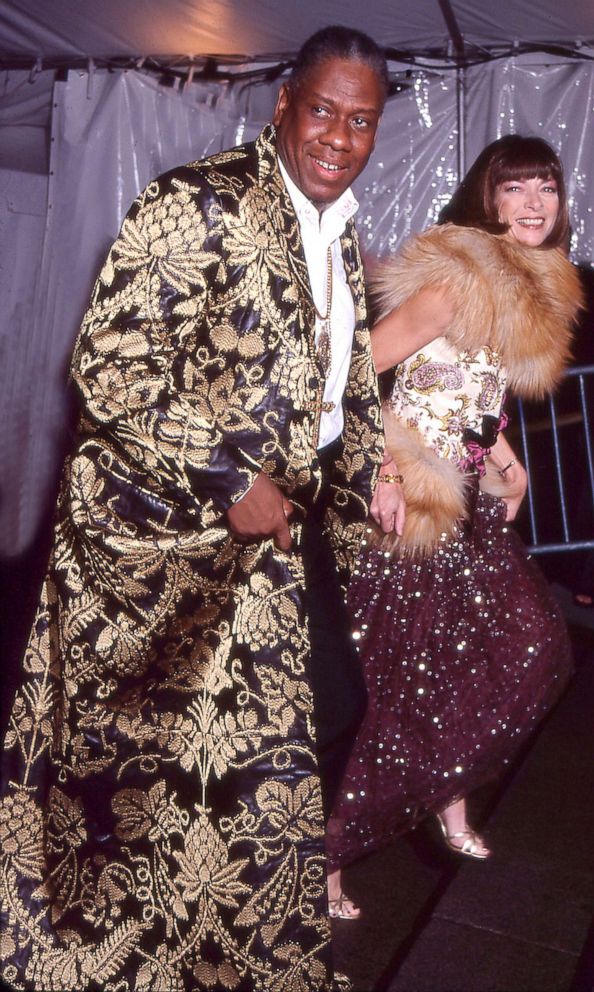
[515,364,594,555]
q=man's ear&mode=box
[272,83,290,127]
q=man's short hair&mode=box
[289,26,389,102]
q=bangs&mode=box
[490,148,562,188]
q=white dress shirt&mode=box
[278,157,358,449]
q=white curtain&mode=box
[2,57,594,556]
[354,72,458,254]
[1,70,235,555]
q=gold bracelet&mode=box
[379,473,404,484]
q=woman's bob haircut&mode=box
[439,134,569,249]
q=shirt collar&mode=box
[277,155,359,240]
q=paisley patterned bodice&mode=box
[387,336,507,468]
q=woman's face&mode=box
[494,176,560,247]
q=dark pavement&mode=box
[332,597,594,992]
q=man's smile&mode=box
[312,157,345,173]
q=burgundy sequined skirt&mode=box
[327,491,573,870]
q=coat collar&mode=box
[255,125,313,316]
[341,218,367,331]
[255,124,367,334]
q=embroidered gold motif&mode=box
[0,124,381,991]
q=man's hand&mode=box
[227,472,294,551]
[370,457,406,535]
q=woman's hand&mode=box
[370,455,406,534]
[486,433,528,522]
[499,464,527,521]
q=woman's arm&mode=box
[371,286,455,373]
[369,286,454,534]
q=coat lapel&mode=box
[256,125,315,320]
[341,217,368,333]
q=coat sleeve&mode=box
[70,169,261,529]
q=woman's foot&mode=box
[327,868,361,920]
[436,798,491,860]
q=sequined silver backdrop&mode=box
[465,59,594,263]
[1,58,594,554]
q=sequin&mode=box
[327,491,572,870]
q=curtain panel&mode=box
[2,59,594,555]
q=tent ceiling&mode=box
[1,0,594,65]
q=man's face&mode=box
[273,57,384,211]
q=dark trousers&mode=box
[301,441,367,823]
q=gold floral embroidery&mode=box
[0,791,46,881]
[0,124,379,991]
[115,187,220,294]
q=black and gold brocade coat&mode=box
[0,125,382,991]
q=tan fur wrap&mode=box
[369,411,515,558]
[371,224,583,399]
[369,412,471,557]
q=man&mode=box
[0,26,395,992]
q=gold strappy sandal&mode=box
[328,892,361,920]
[436,813,492,860]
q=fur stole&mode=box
[371,223,583,399]
[373,416,525,558]
[367,224,583,558]
[375,415,469,557]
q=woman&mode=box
[327,135,583,918]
